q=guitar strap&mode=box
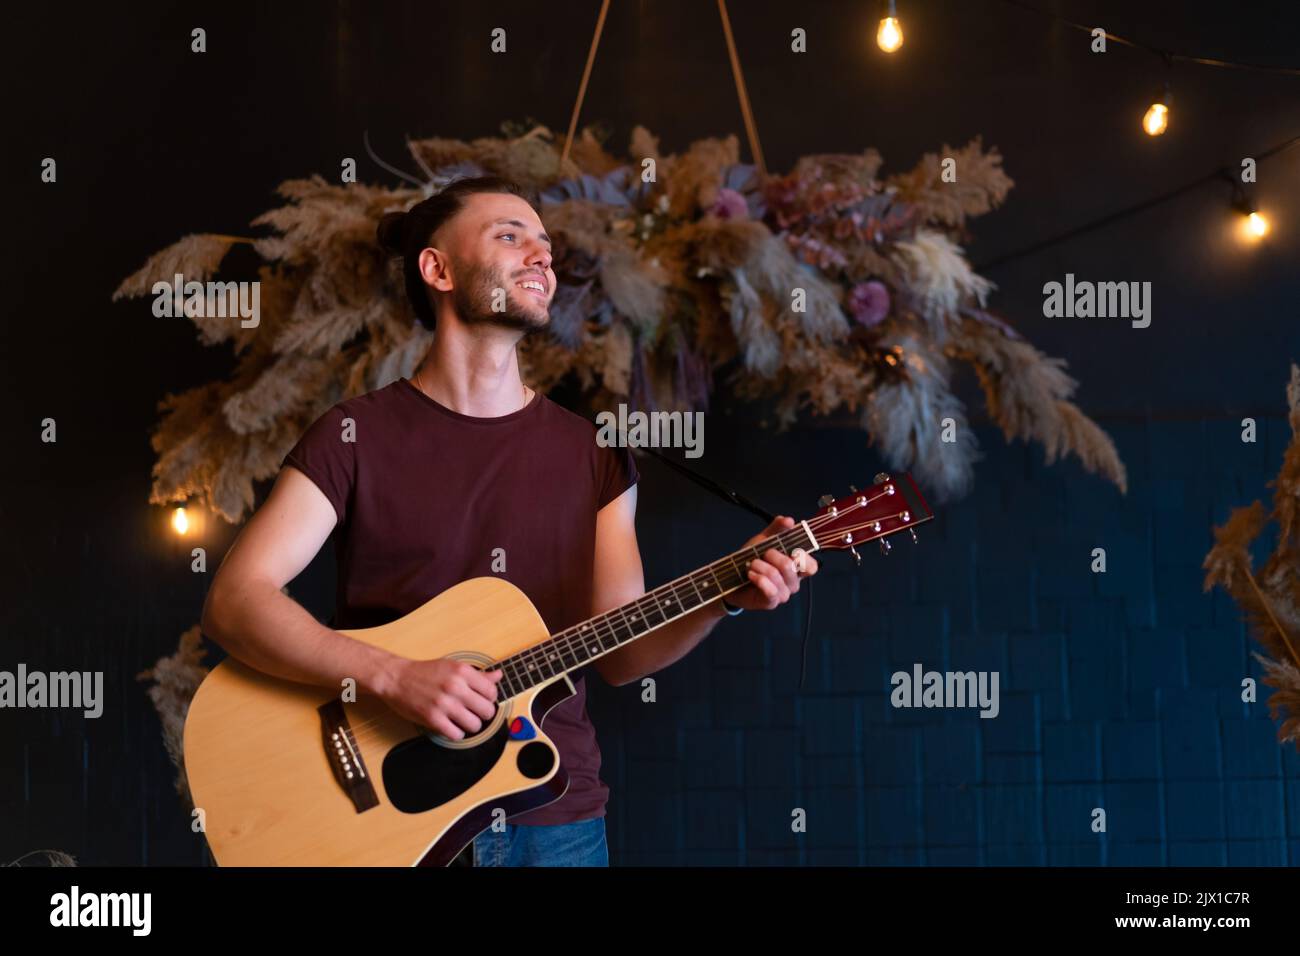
[630,444,816,691]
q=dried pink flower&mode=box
[848,280,891,326]
[709,187,750,220]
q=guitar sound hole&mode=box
[516,741,555,779]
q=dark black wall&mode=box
[2,0,1297,865]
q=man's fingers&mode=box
[764,515,796,535]
[748,561,790,605]
[764,549,801,591]
[746,568,777,604]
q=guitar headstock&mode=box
[805,473,934,563]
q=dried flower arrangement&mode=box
[1204,364,1300,749]
[114,123,1126,523]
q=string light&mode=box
[978,139,1298,273]
[1143,79,1172,136]
[1245,210,1270,239]
[877,0,903,53]
[166,501,210,548]
[1142,102,1169,136]
[1224,174,1271,242]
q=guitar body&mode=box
[183,577,573,866]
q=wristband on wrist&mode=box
[720,597,744,616]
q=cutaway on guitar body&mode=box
[183,577,575,866]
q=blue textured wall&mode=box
[590,414,1300,865]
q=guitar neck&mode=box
[492,522,819,698]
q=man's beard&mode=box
[452,261,550,334]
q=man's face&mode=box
[443,192,555,332]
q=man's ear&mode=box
[419,247,454,293]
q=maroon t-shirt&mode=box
[280,378,638,825]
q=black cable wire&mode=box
[994,0,1300,76]
[975,134,1300,271]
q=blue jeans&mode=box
[472,817,608,867]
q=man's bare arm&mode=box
[589,485,726,687]
[199,466,404,697]
[200,466,501,740]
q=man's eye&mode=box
[499,234,515,242]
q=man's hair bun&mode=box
[377,211,408,254]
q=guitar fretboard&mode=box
[492,523,817,698]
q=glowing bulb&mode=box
[172,506,189,535]
[877,16,903,52]
[1142,102,1169,136]
[1246,211,1269,238]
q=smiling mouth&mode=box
[515,281,548,300]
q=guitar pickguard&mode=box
[383,723,513,813]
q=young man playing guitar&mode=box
[199,176,818,867]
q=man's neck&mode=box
[412,327,532,418]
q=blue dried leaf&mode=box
[541,168,637,206]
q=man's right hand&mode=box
[381,658,504,740]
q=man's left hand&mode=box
[726,515,820,612]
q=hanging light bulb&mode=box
[1226,175,1271,243]
[1142,101,1169,136]
[172,506,189,535]
[877,0,903,53]
[1237,200,1270,242]
[1143,72,1172,136]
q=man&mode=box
[199,175,818,867]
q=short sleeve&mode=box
[281,405,355,525]
[595,441,639,510]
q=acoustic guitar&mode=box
[183,473,933,865]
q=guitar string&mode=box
[344,501,915,747]
[344,506,916,749]
[343,494,914,744]
[343,494,919,747]
[342,503,865,743]
[342,525,813,746]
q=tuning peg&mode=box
[874,473,891,484]
[848,543,861,566]
[817,494,834,507]
[849,484,859,493]
[909,528,918,544]
[879,538,892,556]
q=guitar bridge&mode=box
[318,699,379,813]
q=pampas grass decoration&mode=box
[862,330,979,500]
[888,136,1014,229]
[4,850,78,867]
[136,625,211,804]
[892,230,996,341]
[112,234,243,301]
[949,318,1128,492]
[1204,363,1300,749]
